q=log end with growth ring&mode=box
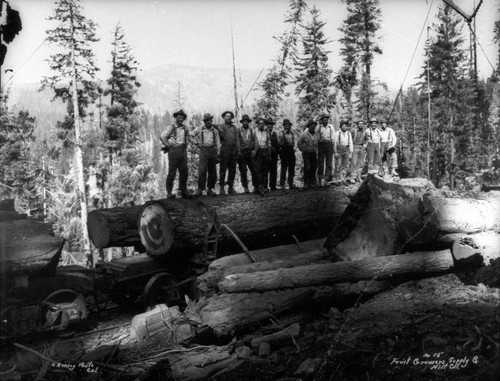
[139,202,174,257]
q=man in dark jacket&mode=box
[278,119,297,189]
[195,113,220,196]
[238,114,258,194]
[265,117,279,191]
[252,118,271,196]
[218,111,241,195]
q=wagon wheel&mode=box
[143,273,182,308]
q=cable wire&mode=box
[387,0,435,122]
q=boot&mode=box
[167,192,176,199]
[228,187,238,195]
[219,186,226,195]
[207,188,217,196]
[194,189,203,197]
[181,190,194,198]
[243,187,250,194]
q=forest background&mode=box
[0,0,499,263]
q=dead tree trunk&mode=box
[218,250,454,293]
[88,187,355,258]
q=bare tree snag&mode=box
[218,250,454,293]
[197,249,328,296]
[325,176,435,261]
[88,187,354,258]
[451,231,500,265]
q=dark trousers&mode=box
[380,142,398,169]
[302,152,318,187]
[352,145,366,176]
[279,146,296,186]
[266,149,278,189]
[366,142,381,169]
[219,145,238,188]
[198,146,218,190]
[238,148,258,189]
[337,145,350,175]
[166,146,188,193]
[318,141,334,181]
[255,148,269,189]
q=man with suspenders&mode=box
[218,111,241,195]
[334,120,353,183]
[365,118,382,173]
[278,119,297,189]
[351,120,368,182]
[160,109,192,199]
[297,120,319,188]
[317,114,335,186]
[379,120,398,176]
[195,113,221,197]
[252,118,271,196]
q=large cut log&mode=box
[451,231,500,265]
[197,249,328,296]
[88,187,356,258]
[219,250,454,293]
[396,191,500,244]
[0,217,63,274]
[325,175,435,261]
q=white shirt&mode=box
[318,123,335,142]
[379,127,397,148]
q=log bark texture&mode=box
[325,175,435,261]
[451,231,500,265]
[0,217,63,273]
[88,187,355,258]
[219,250,454,293]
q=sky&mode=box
[1,0,498,93]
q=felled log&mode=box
[250,323,300,350]
[0,198,26,221]
[197,247,328,296]
[451,231,500,265]
[219,250,454,293]
[88,187,355,258]
[0,215,63,274]
[324,175,435,261]
[397,191,500,244]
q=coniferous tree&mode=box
[294,5,335,124]
[255,0,307,119]
[419,4,471,188]
[40,0,100,263]
[338,0,382,119]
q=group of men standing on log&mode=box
[160,110,398,198]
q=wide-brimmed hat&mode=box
[369,117,378,123]
[306,120,317,127]
[173,109,187,118]
[339,120,350,127]
[240,114,252,123]
[202,113,214,122]
[319,114,330,120]
[256,117,266,124]
[265,117,275,125]
[221,111,235,118]
[283,119,293,126]
[356,120,365,124]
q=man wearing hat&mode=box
[160,109,192,198]
[238,114,258,194]
[379,120,398,176]
[218,111,241,195]
[252,118,271,196]
[317,114,336,186]
[297,120,319,188]
[334,120,353,183]
[265,117,280,191]
[194,113,221,197]
[277,119,296,189]
[364,118,382,173]
[351,120,368,182]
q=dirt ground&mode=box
[1,271,499,381]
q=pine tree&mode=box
[419,4,470,188]
[40,0,100,263]
[338,0,382,119]
[255,0,307,119]
[295,5,335,125]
